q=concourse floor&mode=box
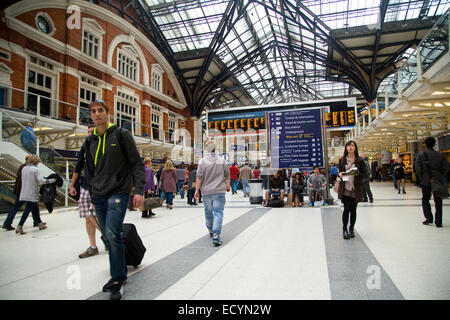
[0,181,449,300]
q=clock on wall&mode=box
[37,16,51,34]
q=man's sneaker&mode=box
[323,202,328,206]
[110,281,126,300]
[209,231,213,237]
[78,247,99,259]
[308,202,313,207]
[103,279,115,292]
[212,235,222,246]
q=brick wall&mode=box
[1,2,198,157]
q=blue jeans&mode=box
[165,192,174,205]
[241,180,250,196]
[92,193,129,282]
[159,183,165,201]
[392,174,398,189]
[177,180,185,198]
[18,202,40,226]
[203,193,226,235]
[3,197,41,227]
[231,179,238,194]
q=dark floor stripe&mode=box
[321,207,405,300]
[87,207,271,300]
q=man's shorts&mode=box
[269,189,282,196]
[79,187,94,218]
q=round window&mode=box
[37,16,51,34]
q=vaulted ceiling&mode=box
[90,0,450,116]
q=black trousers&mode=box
[362,179,373,200]
[422,186,443,226]
[187,188,196,204]
[342,195,358,231]
[292,190,303,203]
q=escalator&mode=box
[0,110,78,213]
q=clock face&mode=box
[37,16,50,33]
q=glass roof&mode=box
[144,0,450,109]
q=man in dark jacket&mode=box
[85,100,145,300]
[415,136,449,228]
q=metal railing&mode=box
[0,109,77,208]
[1,85,192,148]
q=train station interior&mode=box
[0,0,449,301]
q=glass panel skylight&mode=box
[142,0,449,108]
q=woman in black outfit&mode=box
[337,140,367,240]
[291,172,304,207]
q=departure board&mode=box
[207,98,356,137]
[326,109,355,128]
[268,108,324,169]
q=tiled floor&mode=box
[0,181,449,300]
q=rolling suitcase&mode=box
[122,223,146,268]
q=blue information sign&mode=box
[268,108,324,169]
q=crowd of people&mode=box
[1,99,448,300]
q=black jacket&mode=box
[416,149,449,187]
[40,173,64,213]
[85,124,145,198]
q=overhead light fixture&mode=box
[390,122,397,125]
[69,133,88,137]
[432,91,450,95]
[33,127,52,131]
[434,103,443,107]
[381,128,387,131]
[402,114,409,117]
[419,103,432,107]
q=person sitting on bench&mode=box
[264,170,285,207]
[308,166,328,206]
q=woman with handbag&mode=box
[337,140,367,240]
[187,164,198,205]
[160,160,178,209]
[142,157,156,218]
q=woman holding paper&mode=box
[337,140,367,240]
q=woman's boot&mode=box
[15,225,26,235]
[343,228,349,240]
[348,227,355,238]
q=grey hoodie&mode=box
[196,153,230,195]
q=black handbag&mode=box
[423,153,448,199]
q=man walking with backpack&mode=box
[84,100,145,300]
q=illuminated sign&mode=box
[325,108,355,128]
[268,108,324,169]
[207,111,266,136]
[207,99,356,136]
